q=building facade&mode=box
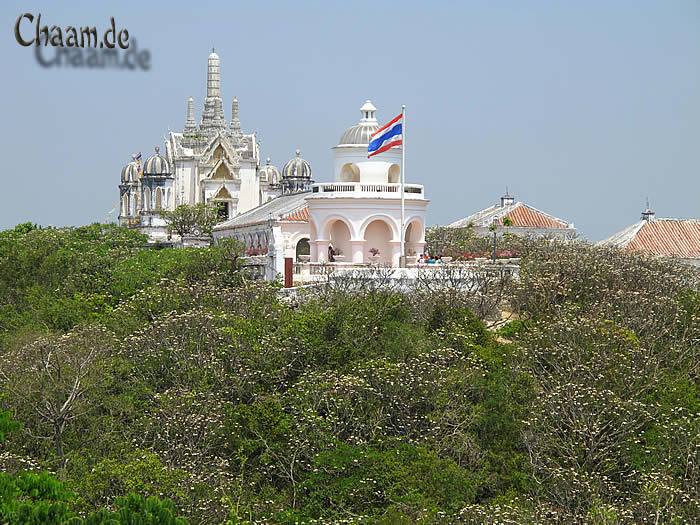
[213,101,429,277]
[118,50,286,241]
[307,101,428,266]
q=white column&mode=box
[311,240,331,262]
[350,240,365,264]
[272,226,285,281]
[317,240,330,262]
[390,240,401,267]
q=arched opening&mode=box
[215,202,228,221]
[340,163,360,182]
[404,219,424,258]
[363,219,393,264]
[155,188,162,210]
[144,187,151,211]
[388,163,401,183]
[213,186,232,220]
[122,195,128,216]
[327,219,352,261]
[295,238,310,261]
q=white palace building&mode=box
[119,50,428,276]
[119,49,288,240]
[212,100,428,278]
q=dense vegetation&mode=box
[0,223,697,523]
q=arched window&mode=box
[295,238,310,260]
[388,164,401,183]
[340,163,360,182]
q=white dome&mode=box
[259,158,281,186]
[142,146,171,176]
[120,155,140,183]
[282,150,312,180]
[338,100,379,145]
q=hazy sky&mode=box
[2,1,698,240]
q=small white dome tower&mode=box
[332,100,402,184]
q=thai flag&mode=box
[368,113,402,158]
[136,152,142,173]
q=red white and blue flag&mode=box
[368,113,402,158]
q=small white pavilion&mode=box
[308,101,428,266]
[213,101,429,277]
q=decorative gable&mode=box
[200,134,239,168]
[214,185,233,200]
[205,158,239,181]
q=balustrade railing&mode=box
[310,182,424,198]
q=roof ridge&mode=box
[653,217,700,223]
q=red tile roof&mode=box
[625,219,700,258]
[496,204,569,228]
[281,205,309,222]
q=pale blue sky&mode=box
[2,1,698,240]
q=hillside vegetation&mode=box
[0,223,697,524]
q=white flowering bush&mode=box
[0,225,697,523]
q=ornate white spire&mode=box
[184,96,197,134]
[200,48,226,135]
[207,48,220,98]
[230,96,242,136]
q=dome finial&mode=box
[296,149,301,157]
[360,100,377,122]
[339,101,380,145]
[212,47,215,53]
[155,145,160,154]
[131,154,136,160]
[266,157,271,165]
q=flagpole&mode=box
[399,105,406,268]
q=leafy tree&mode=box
[0,471,77,525]
[162,204,219,237]
[0,326,115,479]
[84,494,187,525]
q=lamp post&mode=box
[490,220,498,262]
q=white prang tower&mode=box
[119,49,288,241]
